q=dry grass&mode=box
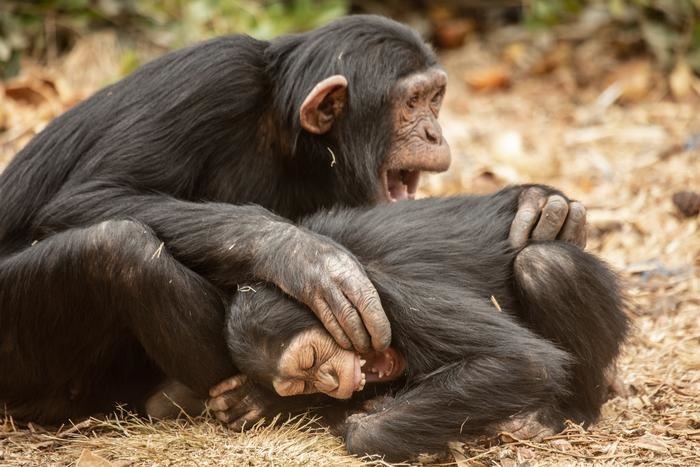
[1,28,699,466]
[1,412,372,466]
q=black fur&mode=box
[0,15,438,423]
[227,185,629,461]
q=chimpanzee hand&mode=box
[256,224,390,353]
[207,375,272,430]
[509,186,587,249]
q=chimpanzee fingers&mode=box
[509,188,545,248]
[325,287,372,353]
[209,374,248,398]
[341,278,390,352]
[558,201,587,248]
[206,390,246,414]
[310,296,354,351]
[208,393,262,424]
[531,195,569,242]
[228,407,265,431]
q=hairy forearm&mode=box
[32,181,295,290]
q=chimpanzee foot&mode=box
[207,374,272,430]
[145,380,206,419]
[605,364,628,398]
[494,412,556,442]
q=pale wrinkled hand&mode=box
[509,187,587,249]
[260,225,391,353]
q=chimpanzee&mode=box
[0,15,586,424]
[217,185,628,461]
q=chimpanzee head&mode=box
[268,15,451,208]
[227,284,406,399]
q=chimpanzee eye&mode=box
[431,88,444,107]
[430,88,445,116]
[407,94,420,109]
[302,346,316,370]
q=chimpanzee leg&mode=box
[0,219,234,423]
[343,325,571,461]
[513,242,628,424]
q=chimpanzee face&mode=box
[298,65,451,206]
[272,327,406,399]
[380,67,450,202]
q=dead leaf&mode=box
[672,191,700,217]
[76,449,114,467]
[502,42,527,67]
[449,441,470,466]
[604,59,652,102]
[516,446,536,460]
[433,19,475,49]
[464,65,511,92]
[531,42,573,75]
[549,439,573,451]
[670,59,694,99]
[668,417,694,430]
[5,84,48,106]
[635,433,671,454]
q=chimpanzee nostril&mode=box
[425,125,440,144]
[423,119,442,145]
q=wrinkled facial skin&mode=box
[380,67,451,202]
[273,327,360,399]
[273,327,406,399]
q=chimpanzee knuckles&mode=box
[344,287,390,353]
[559,201,587,247]
[283,233,390,353]
[209,374,247,398]
[299,75,348,134]
[310,296,353,350]
[531,195,569,242]
[509,186,588,249]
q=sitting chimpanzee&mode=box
[216,185,628,462]
[0,15,585,424]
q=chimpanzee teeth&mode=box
[378,371,384,378]
[360,359,367,367]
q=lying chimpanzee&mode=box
[216,185,628,461]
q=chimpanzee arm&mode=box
[303,184,570,267]
[33,181,390,353]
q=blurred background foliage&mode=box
[0,0,698,78]
[0,0,348,78]
[526,0,700,71]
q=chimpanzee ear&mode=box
[299,75,348,135]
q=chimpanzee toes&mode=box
[604,363,629,398]
[493,411,559,442]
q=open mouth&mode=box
[381,169,421,202]
[353,348,406,392]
